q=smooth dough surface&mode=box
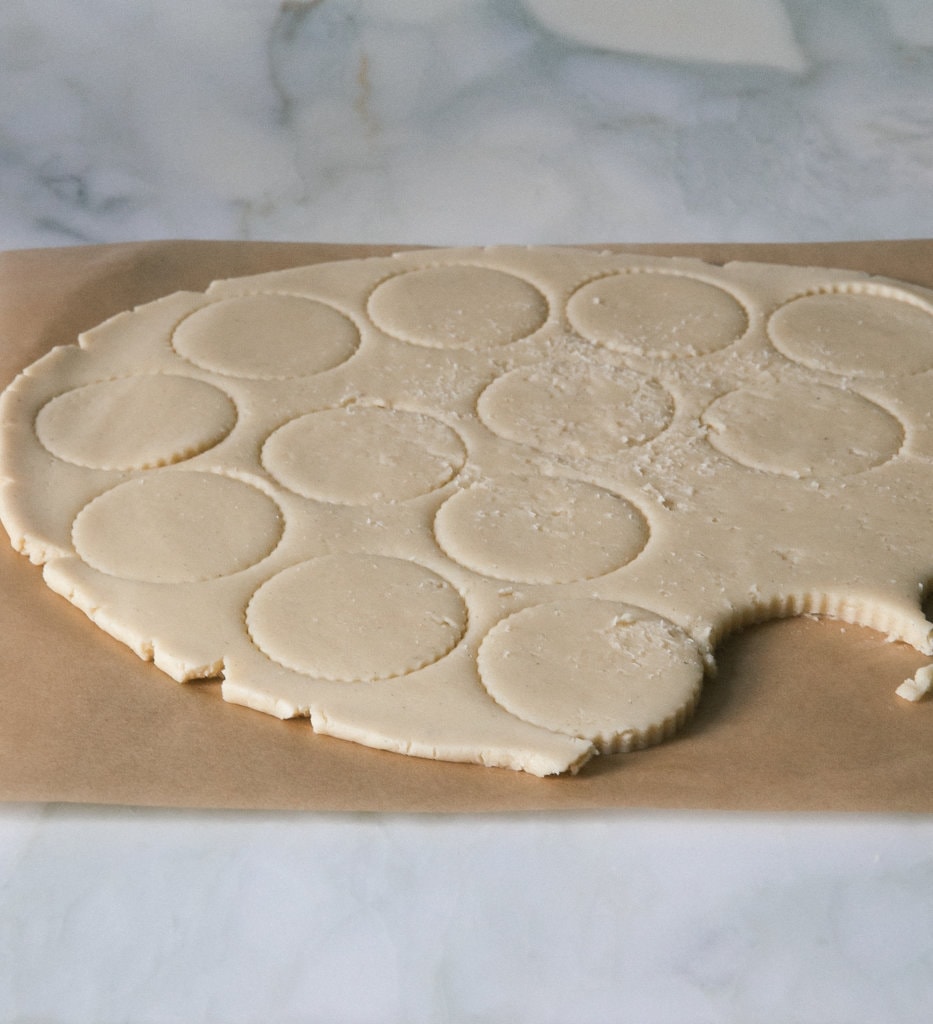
[434,475,648,583]
[477,600,704,752]
[72,471,284,584]
[262,405,465,504]
[247,553,467,681]
[3,245,933,776]
[36,374,237,470]
[702,382,904,478]
[477,359,675,459]
[172,293,360,378]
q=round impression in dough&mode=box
[768,287,933,377]
[434,475,649,584]
[367,265,549,349]
[36,374,236,471]
[72,470,284,583]
[478,599,704,752]
[261,405,466,504]
[246,553,467,681]
[172,293,360,379]
[702,381,904,478]
[477,360,674,460]
[567,271,748,358]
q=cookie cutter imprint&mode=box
[2,246,933,776]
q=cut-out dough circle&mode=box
[72,471,284,583]
[477,361,674,459]
[262,406,466,504]
[567,271,748,357]
[36,375,236,470]
[434,475,648,583]
[367,265,549,348]
[702,382,904,477]
[768,289,933,377]
[246,553,467,681]
[478,599,704,751]
[173,294,360,378]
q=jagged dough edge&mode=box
[42,559,223,683]
[701,589,933,704]
[307,706,596,776]
[704,589,933,655]
[221,676,596,777]
[594,675,704,754]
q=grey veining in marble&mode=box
[2,0,933,250]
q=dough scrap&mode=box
[2,245,932,777]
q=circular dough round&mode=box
[702,382,904,477]
[173,294,359,378]
[247,553,467,681]
[36,375,236,470]
[367,265,548,349]
[434,475,648,583]
[262,406,465,504]
[768,289,933,377]
[477,361,673,460]
[73,471,283,583]
[478,599,703,751]
[568,271,748,358]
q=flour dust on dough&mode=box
[2,246,933,776]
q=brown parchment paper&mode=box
[1,239,932,813]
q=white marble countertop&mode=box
[2,2,933,1021]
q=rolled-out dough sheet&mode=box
[1,240,932,811]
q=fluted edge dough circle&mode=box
[246,553,468,681]
[568,271,748,358]
[368,265,548,348]
[702,382,904,477]
[768,288,933,377]
[72,471,284,583]
[478,599,704,752]
[477,361,674,459]
[262,406,466,504]
[36,375,237,470]
[173,294,360,379]
[434,475,649,583]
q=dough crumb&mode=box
[896,665,933,703]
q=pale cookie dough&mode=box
[2,246,933,777]
[36,374,237,470]
[476,358,675,459]
[262,405,465,504]
[434,474,648,584]
[246,553,467,682]
[701,382,904,478]
[477,600,703,753]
